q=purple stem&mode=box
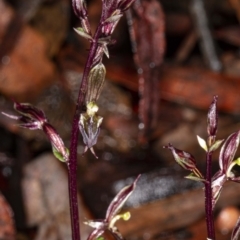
[67,18,104,240]
[204,151,215,240]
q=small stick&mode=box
[190,0,222,72]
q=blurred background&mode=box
[1,0,240,239]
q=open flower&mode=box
[84,175,140,240]
[2,101,69,162]
[79,102,103,158]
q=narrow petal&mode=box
[19,121,42,130]
[2,112,21,120]
[105,175,140,222]
[90,147,98,159]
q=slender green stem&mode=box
[204,151,215,240]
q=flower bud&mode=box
[164,143,197,171]
[86,63,106,104]
[2,101,47,130]
[207,95,218,139]
[43,123,69,162]
[219,130,240,173]
[2,101,69,162]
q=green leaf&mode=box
[74,27,93,40]
[209,139,224,152]
[197,135,208,152]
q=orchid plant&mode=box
[164,96,240,240]
[2,0,139,240]
[3,0,240,240]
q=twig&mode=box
[190,0,222,72]
[175,30,197,63]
